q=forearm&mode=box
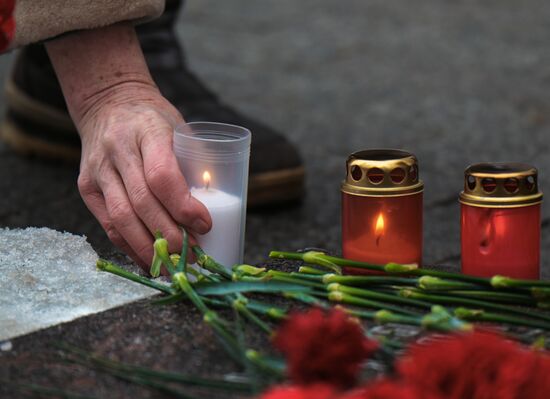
[45,23,158,128]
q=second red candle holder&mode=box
[341,149,423,274]
[460,163,543,279]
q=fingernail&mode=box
[192,219,209,234]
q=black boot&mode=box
[1,0,304,207]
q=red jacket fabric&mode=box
[0,0,15,52]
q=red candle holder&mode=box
[460,163,543,279]
[341,149,423,274]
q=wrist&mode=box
[46,23,157,126]
[70,80,162,135]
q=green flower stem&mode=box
[376,306,471,332]
[176,227,189,273]
[270,250,343,274]
[105,369,197,399]
[373,309,423,328]
[192,246,232,279]
[323,274,417,287]
[531,287,550,300]
[245,350,286,379]
[153,232,176,276]
[285,291,393,327]
[417,276,486,291]
[60,349,196,399]
[233,298,273,335]
[170,255,204,280]
[59,344,252,392]
[266,271,326,289]
[438,290,537,306]
[328,283,433,310]
[419,305,472,332]
[288,272,325,282]
[302,251,343,274]
[150,251,163,278]
[244,300,287,320]
[284,291,331,308]
[283,293,424,348]
[203,311,245,366]
[342,307,377,319]
[326,291,422,316]
[151,292,186,306]
[2,380,97,399]
[453,307,550,331]
[298,266,327,275]
[232,265,266,280]
[491,275,550,289]
[400,289,550,324]
[202,297,287,322]
[172,272,209,314]
[236,274,321,290]
[96,259,174,295]
[270,251,489,285]
[172,276,251,366]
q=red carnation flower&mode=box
[273,307,378,388]
[397,330,550,399]
[259,383,337,399]
[341,379,441,399]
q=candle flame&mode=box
[375,213,385,235]
[203,171,211,190]
[375,213,385,246]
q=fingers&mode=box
[95,168,155,265]
[111,144,184,254]
[140,131,212,234]
[76,105,210,268]
[78,174,146,266]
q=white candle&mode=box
[190,185,243,269]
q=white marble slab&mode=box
[0,227,157,341]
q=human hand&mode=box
[46,24,211,267]
[75,83,211,266]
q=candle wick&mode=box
[376,235,381,247]
[206,181,209,191]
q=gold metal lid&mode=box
[341,149,424,197]
[459,163,543,208]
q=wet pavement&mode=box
[1,0,550,397]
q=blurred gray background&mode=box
[2,1,550,397]
[1,0,549,270]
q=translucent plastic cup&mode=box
[173,122,251,269]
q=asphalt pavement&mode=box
[1,1,550,397]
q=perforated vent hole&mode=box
[467,175,476,190]
[351,165,363,181]
[504,178,519,194]
[390,168,406,183]
[367,168,384,184]
[481,178,497,193]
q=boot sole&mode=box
[248,166,305,207]
[2,79,306,206]
[2,79,81,161]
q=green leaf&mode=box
[194,281,312,296]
